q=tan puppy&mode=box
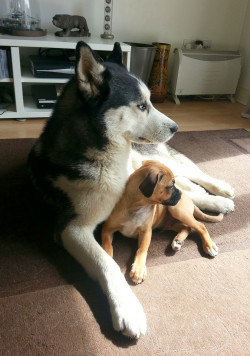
[102,160,223,284]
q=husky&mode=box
[27,41,234,339]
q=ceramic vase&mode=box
[148,42,171,103]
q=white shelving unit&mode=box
[0,34,131,119]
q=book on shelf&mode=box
[0,47,12,79]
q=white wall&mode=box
[38,0,247,48]
[237,0,250,105]
[38,0,249,96]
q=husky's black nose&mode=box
[170,124,178,133]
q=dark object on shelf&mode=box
[0,0,47,36]
[0,86,13,115]
[52,14,91,37]
[32,85,57,109]
[124,42,156,85]
[0,27,46,36]
[30,55,75,79]
[194,40,204,49]
[0,86,13,104]
[148,42,171,103]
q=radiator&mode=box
[171,49,241,104]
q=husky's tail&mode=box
[194,206,224,222]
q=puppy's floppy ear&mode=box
[107,42,123,66]
[139,170,159,198]
[75,41,105,97]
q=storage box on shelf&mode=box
[0,34,131,119]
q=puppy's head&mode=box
[139,161,182,206]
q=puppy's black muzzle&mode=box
[162,187,182,206]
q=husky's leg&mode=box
[175,176,234,214]
[184,170,235,199]
[61,218,146,339]
[132,144,235,213]
[133,144,235,200]
[175,176,207,194]
[165,147,234,199]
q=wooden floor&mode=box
[0,98,249,139]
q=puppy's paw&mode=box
[130,263,147,284]
[110,287,147,339]
[171,240,184,251]
[203,240,218,257]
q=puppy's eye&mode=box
[137,103,147,111]
[167,184,174,190]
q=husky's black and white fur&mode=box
[28,42,234,339]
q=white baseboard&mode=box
[236,86,250,105]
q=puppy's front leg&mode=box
[130,229,152,284]
[169,207,218,257]
[170,224,191,251]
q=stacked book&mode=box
[0,48,12,79]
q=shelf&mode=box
[0,97,52,119]
[21,68,70,84]
[0,34,131,52]
[23,96,51,117]
[0,77,14,83]
[0,35,131,119]
[0,103,17,119]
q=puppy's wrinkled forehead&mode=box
[159,170,175,186]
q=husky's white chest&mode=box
[120,206,152,237]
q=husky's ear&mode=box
[139,170,159,198]
[75,41,105,97]
[107,42,123,66]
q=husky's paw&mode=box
[214,196,235,214]
[130,263,147,284]
[221,183,234,199]
[110,288,147,339]
[195,195,235,214]
[203,241,218,257]
[209,181,235,199]
[171,240,184,251]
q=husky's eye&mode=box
[137,103,147,111]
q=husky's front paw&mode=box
[110,290,147,339]
[209,181,235,199]
[194,195,235,214]
[215,196,235,214]
[221,183,234,199]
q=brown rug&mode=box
[0,129,250,355]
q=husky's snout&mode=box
[170,123,178,134]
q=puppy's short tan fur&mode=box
[102,160,223,284]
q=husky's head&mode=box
[75,41,178,144]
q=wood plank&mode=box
[0,100,249,139]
